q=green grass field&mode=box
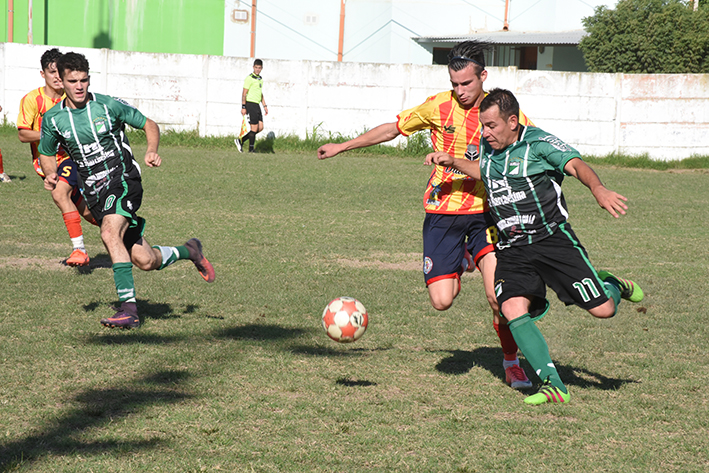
[1,132,708,472]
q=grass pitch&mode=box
[0,133,708,472]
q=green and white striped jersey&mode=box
[38,92,147,201]
[478,125,581,248]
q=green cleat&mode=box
[598,270,644,303]
[524,380,570,405]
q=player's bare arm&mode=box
[424,151,482,180]
[261,95,268,116]
[143,118,162,168]
[317,122,400,160]
[18,129,41,143]
[241,88,248,116]
[39,153,59,190]
[564,157,627,218]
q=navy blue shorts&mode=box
[494,222,610,312]
[57,160,85,206]
[35,157,84,206]
[422,212,496,285]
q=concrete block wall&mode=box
[2,43,708,160]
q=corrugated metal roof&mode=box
[414,30,587,46]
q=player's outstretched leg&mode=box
[100,302,140,329]
[184,238,216,283]
[508,314,570,404]
[598,271,644,303]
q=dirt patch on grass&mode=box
[0,256,70,271]
[334,252,483,277]
[336,252,421,271]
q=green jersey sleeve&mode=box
[106,96,148,130]
[37,115,61,157]
[532,134,581,174]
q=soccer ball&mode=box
[321,297,368,343]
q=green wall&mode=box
[1,0,224,55]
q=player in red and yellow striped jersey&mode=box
[318,41,534,390]
[17,48,96,267]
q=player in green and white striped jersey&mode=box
[425,88,643,405]
[38,52,215,329]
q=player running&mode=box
[317,41,535,390]
[425,88,644,404]
[18,48,97,266]
[38,52,216,329]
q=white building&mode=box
[223,0,618,69]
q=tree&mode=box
[579,0,709,73]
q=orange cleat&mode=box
[65,249,90,266]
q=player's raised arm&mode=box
[143,118,162,167]
[317,122,401,159]
[564,157,627,218]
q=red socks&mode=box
[494,321,519,360]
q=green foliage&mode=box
[580,0,709,73]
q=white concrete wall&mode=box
[2,43,707,160]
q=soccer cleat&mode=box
[598,270,644,303]
[65,249,90,266]
[234,138,243,152]
[524,380,570,405]
[0,172,11,183]
[184,238,216,283]
[101,303,140,329]
[505,364,533,389]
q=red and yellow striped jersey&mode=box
[17,87,67,162]
[396,90,532,214]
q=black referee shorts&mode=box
[245,102,262,125]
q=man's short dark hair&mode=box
[253,59,263,66]
[480,88,520,120]
[56,52,90,79]
[40,48,62,71]
[448,40,492,77]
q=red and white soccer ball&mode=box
[321,296,368,343]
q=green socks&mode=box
[508,314,568,394]
[112,262,136,303]
[603,281,621,316]
[153,245,190,270]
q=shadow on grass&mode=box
[0,370,192,471]
[289,345,373,357]
[254,132,275,153]
[336,377,377,387]
[82,299,185,323]
[81,332,187,345]
[215,323,307,341]
[73,253,113,274]
[434,346,637,390]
